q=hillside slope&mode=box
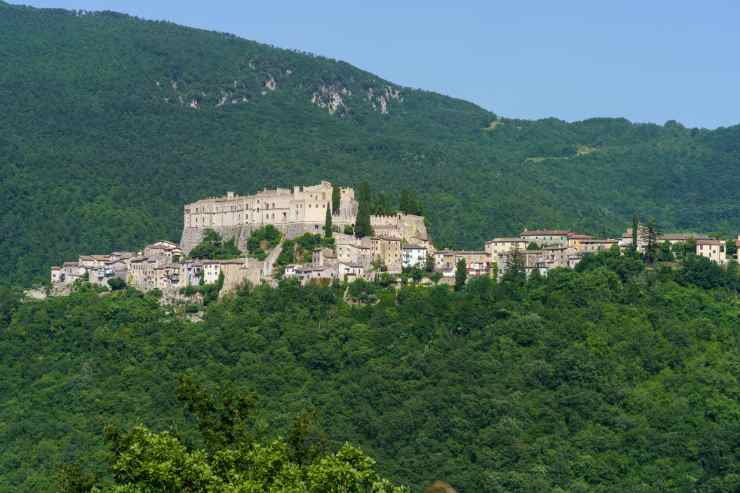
[1,2,739,284]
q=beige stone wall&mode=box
[181,181,358,254]
[370,213,429,244]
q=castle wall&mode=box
[370,213,429,245]
[180,181,359,255]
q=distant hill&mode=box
[1,2,739,285]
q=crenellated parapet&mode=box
[180,181,358,253]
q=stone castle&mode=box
[180,181,358,254]
[180,181,431,254]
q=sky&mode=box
[18,1,740,129]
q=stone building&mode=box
[520,229,571,247]
[656,233,709,246]
[335,234,372,268]
[566,233,593,251]
[180,181,357,254]
[371,235,402,273]
[485,237,529,267]
[619,226,650,253]
[370,213,430,247]
[143,241,183,262]
[434,250,490,278]
[579,238,619,253]
[401,244,428,269]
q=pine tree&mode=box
[324,204,333,238]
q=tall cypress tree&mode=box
[632,213,639,252]
[454,258,467,292]
[332,185,340,215]
[324,204,333,238]
[355,182,372,238]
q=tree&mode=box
[645,220,659,264]
[425,253,435,273]
[454,258,467,291]
[324,203,333,238]
[190,229,242,260]
[527,242,539,251]
[399,190,422,216]
[98,377,408,491]
[658,241,674,262]
[631,213,639,252]
[355,182,373,238]
[725,237,737,258]
[332,184,341,214]
[107,277,126,291]
[56,464,97,493]
[500,248,527,298]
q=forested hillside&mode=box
[1,253,739,492]
[2,1,740,286]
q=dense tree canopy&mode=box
[1,254,739,492]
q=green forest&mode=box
[1,251,739,492]
[2,2,740,285]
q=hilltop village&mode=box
[49,181,739,302]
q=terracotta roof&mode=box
[658,233,709,241]
[487,237,527,243]
[696,239,724,246]
[521,229,571,236]
[580,238,617,243]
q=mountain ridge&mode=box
[1,3,739,285]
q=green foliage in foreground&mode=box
[1,254,739,492]
[189,229,242,260]
[92,376,406,492]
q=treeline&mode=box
[1,252,739,491]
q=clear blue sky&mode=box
[18,0,740,128]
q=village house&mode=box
[657,233,710,245]
[498,245,576,278]
[566,233,593,251]
[696,239,727,265]
[370,235,402,273]
[434,250,457,273]
[143,240,183,262]
[154,264,180,290]
[313,247,338,269]
[579,238,619,254]
[401,244,428,269]
[178,260,203,288]
[618,226,650,253]
[337,262,365,281]
[520,229,571,247]
[127,256,160,291]
[335,234,372,269]
[202,260,223,285]
[434,250,490,278]
[284,265,338,284]
[485,237,529,268]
